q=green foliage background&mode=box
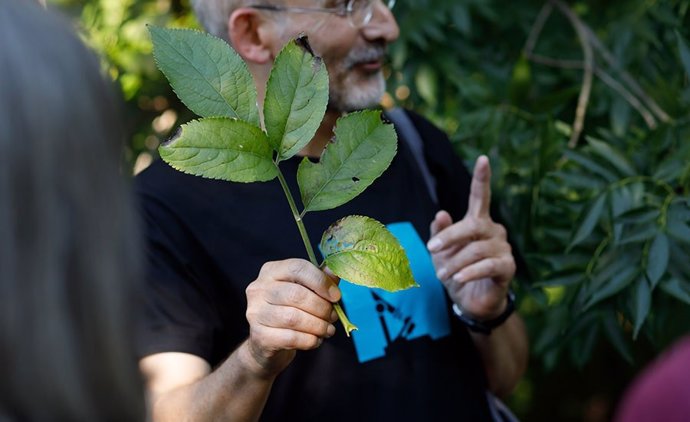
[52,0,690,420]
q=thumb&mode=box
[430,210,453,238]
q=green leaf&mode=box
[572,323,599,369]
[583,266,637,310]
[264,37,329,161]
[450,4,471,35]
[676,30,690,80]
[646,233,669,288]
[586,137,637,177]
[603,313,634,364]
[669,200,690,222]
[620,223,658,245]
[416,65,439,107]
[551,170,606,190]
[569,194,606,249]
[564,150,618,183]
[321,215,417,292]
[615,207,659,224]
[149,27,259,125]
[159,118,277,183]
[298,110,397,213]
[660,278,690,305]
[632,275,651,339]
[534,272,585,288]
[668,220,690,245]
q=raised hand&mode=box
[426,155,516,320]
[244,259,340,378]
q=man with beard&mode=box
[136,1,528,421]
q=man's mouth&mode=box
[344,45,387,74]
[356,59,383,72]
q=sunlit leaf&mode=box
[159,118,277,183]
[321,216,417,292]
[416,64,439,107]
[264,37,328,160]
[298,110,397,213]
[646,233,669,288]
[149,26,259,125]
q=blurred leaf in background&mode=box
[51,0,690,421]
[388,1,690,420]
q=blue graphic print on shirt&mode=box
[337,222,451,363]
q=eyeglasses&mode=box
[249,0,396,29]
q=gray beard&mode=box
[328,71,386,112]
[327,44,387,112]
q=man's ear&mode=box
[228,8,277,65]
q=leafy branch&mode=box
[149,27,418,336]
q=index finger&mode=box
[466,155,492,218]
[260,259,341,302]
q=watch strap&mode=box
[452,290,516,335]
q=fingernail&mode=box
[453,272,465,283]
[317,338,324,347]
[436,267,448,280]
[330,309,338,322]
[427,238,442,252]
[327,324,336,337]
[328,285,341,301]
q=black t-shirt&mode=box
[135,110,493,421]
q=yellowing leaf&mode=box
[321,216,417,292]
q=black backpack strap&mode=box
[386,108,439,205]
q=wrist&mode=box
[452,290,516,335]
[236,340,281,382]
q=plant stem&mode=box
[275,165,319,264]
[274,165,358,336]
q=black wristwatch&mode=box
[452,290,516,335]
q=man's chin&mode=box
[328,76,386,113]
[327,97,382,113]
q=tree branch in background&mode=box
[523,53,659,129]
[551,0,594,149]
[522,0,673,146]
[527,54,584,70]
[523,2,554,56]
[594,67,658,129]
[582,25,672,124]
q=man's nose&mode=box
[361,0,400,43]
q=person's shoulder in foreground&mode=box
[615,336,690,422]
[0,0,145,420]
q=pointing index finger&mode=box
[467,155,492,218]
